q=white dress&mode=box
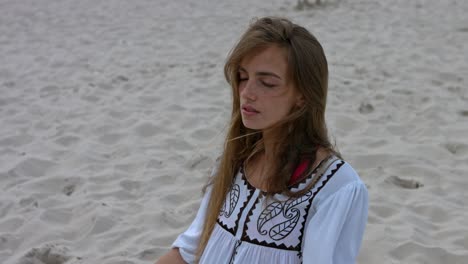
[172,156,368,264]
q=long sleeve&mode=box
[171,186,212,263]
[302,180,368,264]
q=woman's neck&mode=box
[261,130,276,164]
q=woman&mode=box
[157,16,368,264]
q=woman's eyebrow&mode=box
[256,71,282,80]
[238,67,282,80]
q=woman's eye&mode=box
[261,81,276,88]
[239,77,248,82]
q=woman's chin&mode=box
[241,121,263,130]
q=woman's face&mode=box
[238,45,303,131]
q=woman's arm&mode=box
[156,160,219,264]
[156,248,187,264]
[303,180,368,263]
[155,186,213,264]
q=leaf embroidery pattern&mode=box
[284,190,313,217]
[256,191,312,241]
[257,202,283,235]
[222,184,240,218]
[269,208,300,241]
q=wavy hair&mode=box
[196,16,340,261]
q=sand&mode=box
[0,0,467,263]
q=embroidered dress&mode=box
[173,156,368,264]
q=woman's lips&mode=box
[241,105,259,116]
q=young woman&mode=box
[157,17,368,264]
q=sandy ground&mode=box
[1,0,467,263]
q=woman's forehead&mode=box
[239,45,288,75]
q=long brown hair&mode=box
[196,16,340,260]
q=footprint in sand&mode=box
[444,142,468,156]
[294,0,339,10]
[19,244,72,264]
[19,197,39,208]
[62,184,76,196]
[386,175,423,189]
[459,110,468,117]
[358,102,374,114]
[186,155,211,170]
[112,75,130,83]
[137,248,159,261]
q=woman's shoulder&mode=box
[312,157,367,207]
[328,158,363,185]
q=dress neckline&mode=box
[240,154,336,194]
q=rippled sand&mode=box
[1,0,467,263]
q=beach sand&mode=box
[1,0,467,263]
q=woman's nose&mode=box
[240,80,257,100]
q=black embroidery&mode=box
[217,171,255,236]
[216,158,347,261]
[288,156,331,189]
[242,237,298,251]
[241,160,345,253]
[229,240,242,264]
[257,191,313,241]
[216,218,236,236]
[269,210,300,241]
[296,160,345,254]
[220,184,240,218]
[257,201,282,235]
